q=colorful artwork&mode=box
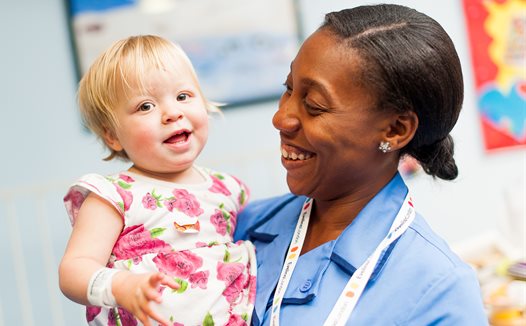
[463,0,526,151]
[399,156,422,179]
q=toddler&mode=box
[59,35,256,326]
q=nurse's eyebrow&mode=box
[289,60,331,99]
[301,78,330,98]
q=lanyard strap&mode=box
[270,198,313,326]
[270,194,415,326]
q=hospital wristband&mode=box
[87,267,120,307]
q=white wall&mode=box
[0,0,524,325]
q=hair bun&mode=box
[413,135,458,180]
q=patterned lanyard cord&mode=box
[270,198,313,326]
[270,194,415,326]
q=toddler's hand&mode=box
[113,272,180,326]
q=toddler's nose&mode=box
[162,106,184,124]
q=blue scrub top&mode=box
[234,173,488,325]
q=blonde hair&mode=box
[77,35,219,161]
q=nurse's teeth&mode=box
[281,148,311,160]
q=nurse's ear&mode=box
[382,111,418,151]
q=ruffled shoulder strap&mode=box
[63,173,132,225]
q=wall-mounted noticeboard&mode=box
[66,0,300,107]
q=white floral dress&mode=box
[64,166,257,326]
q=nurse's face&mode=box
[273,29,395,200]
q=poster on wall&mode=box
[462,0,526,151]
[67,0,300,107]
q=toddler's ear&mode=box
[103,129,123,152]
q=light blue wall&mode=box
[0,0,524,325]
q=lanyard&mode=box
[270,193,415,326]
[270,198,313,326]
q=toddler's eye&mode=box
[177,93,190,101]
[138,102,154,112]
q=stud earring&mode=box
[378,141,391,153]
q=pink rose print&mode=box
[64,189,85,212]
[248,275,257,304]
[173,323,184,326]
[224,314,247,326]
[164,198,176,211]
[231,175,249,206]
[86,306,101,322]
[196,241,219,248]
[222,274,247,304]
[108,307,137,326]
[217,262,246,304]
[189,270,210,289]
[168,189,204,217]
[153,250,203,279]
[210,209,228,236]
[231,174,243,186]
[119,174,135,183]
[209,175,231,196]
[229,211,237,236]
[142,193,158,210]
[217,261,245,284]
[112,225,172,261]
[115,184,133,211]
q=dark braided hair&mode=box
[322,4,463,180]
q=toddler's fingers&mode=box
[143,285,164,303]
[135,310,152,326]
[148,272,165,286]
[159,274,180,290]
[143,304,171,326]
[133,289,153,324]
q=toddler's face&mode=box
[106,62,209,182]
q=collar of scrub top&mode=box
[246,173,409,324]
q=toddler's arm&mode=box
[59,193,179,326]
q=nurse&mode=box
[235,4,488,325]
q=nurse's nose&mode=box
[273,97,300,136]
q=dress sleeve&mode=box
[402,265,488,325]
[227,173,250,211]
[206,168,251,211]
[63,173,126,226]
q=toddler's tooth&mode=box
[305,154,311,159]
[298,153,305,160]
[291,152,298,160]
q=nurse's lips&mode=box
[280,144,314,161]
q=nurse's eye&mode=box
[177,92,191,101]
[282,81,292,95]
[138,102,155,112]
[304,101,326,115]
